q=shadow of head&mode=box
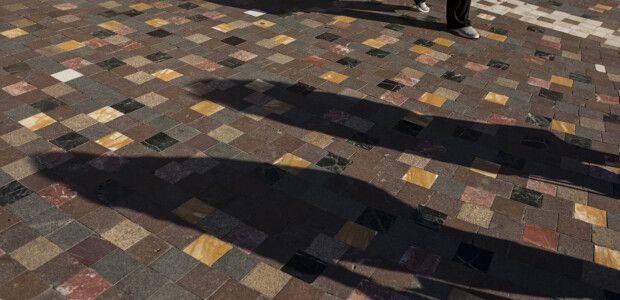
[31,152,620,299]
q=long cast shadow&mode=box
[33,153,619,299]
[187,78,619,198]
[26,78,620,298]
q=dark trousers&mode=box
[414,0,471,29]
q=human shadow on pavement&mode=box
[185,78,619,198]
[36,153,619,299]
[29,77,620,299]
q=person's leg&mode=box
[446,0,479,39]
[446,0,471,29]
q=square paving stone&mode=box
[0,181,33,205]
[377,79,404,92]
[212,247,258,281]
[10,236,63,270]
[487,59,510,70]
[316,32,340,42]
[316,152,351,174]
[241,263,291,298]
[150,247,199,281]
[281,251,326,283]
[146,51,172,63]
[92,249,142,283]
[56,268,112,299]
[67,236,116,266]
[219,57,245,69]
[510,186,543,208]
[47,221,92,250]
[411,205,447,230]
[141,133,178,152]
[116,267,168,299]
[441,71,466,83]
[354,207,396,233]
[452,242,494,272]
[336,57,361,68]
[31,98,64,112]
[366,48,390,58]
[147,29,172,38]
[50,132,88,151]
[394,120,424,136]
[539,88,563,101]
[25,207,72,235]
[221,36,245,46]
[111,98,144,114]
[96,58,126,70]
[452,126,482,142]
[149,282,199,300]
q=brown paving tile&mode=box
[178,264,228,299]
[209,280,260,300]
[0,271,49,299]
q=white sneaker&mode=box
[450,26,480,39]
[413,2,430,13]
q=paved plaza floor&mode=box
[0,0,619,299]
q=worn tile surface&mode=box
[0,0,619,298]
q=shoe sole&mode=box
[450,29,479,39]
[413,5,430,13]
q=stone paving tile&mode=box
[0,0,619,298]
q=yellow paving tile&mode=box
[477,13,496,21]
[594,245,620,270]
[253,19,274,28]
[550,75,574,87]
[87,106,122,123]
[183,234,233,266]
[271,34,296,45]
[19,113,56,131]
[145,18,170,27]
[487,33,507,42]
[1,28,28,39]
[404,111,433,127]
[173,198,216,224]
[418,92,446,107]
[56,40,83,51]
[152,69,182,81]
[470,158,501,178]
[95,132,133,151]
[213,23,235,32]
[334,221,377,250]
[551,120,576,135]
[593,4,612,11]
[98,20,124,31]
[190,100,224,116]
[320,71,349,84]
[409,45,433,55]
[574,203,607,227]
[402,166,438,189]
[334,16,357,23]
[128,2,153,11]
[362,39,385,48]
[484,92,509,105]
[433,37,455,47]
[274,153,311,174]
